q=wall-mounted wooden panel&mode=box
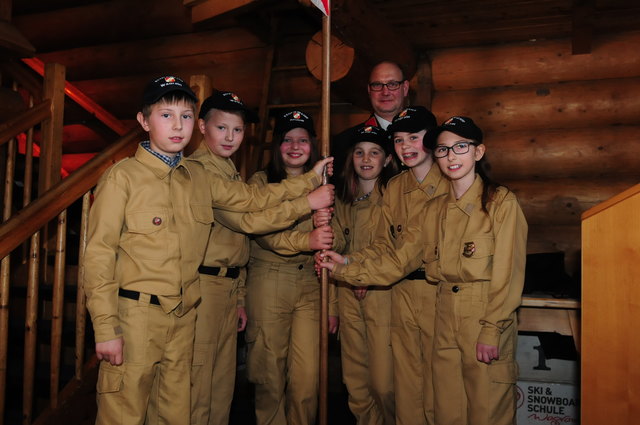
[582,184,640,424]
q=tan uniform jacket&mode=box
[248,171,341,315]
[335,176,528,347]
[335,165,448,285]
[333,188,384,257]
[190,144,312,306]
[84,144,321,343]
[423,176,527,347]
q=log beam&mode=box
[189,0,256,24]
[13,0,192,53]
[483,125,640,180]
[331,0,416,78]
[36,28,266,82]
[432,77,640,133]
[506,179,636,226]
[431,31,640,91]
[572,0,594,55]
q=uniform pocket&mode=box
[488,359,517,384]
[245,325,267,384]
[460,237,494,281]
[192,342,209,367]
[97,363,124,394]
[124,209,169,260]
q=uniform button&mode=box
[298,264,304,270]
[452,285,460,293]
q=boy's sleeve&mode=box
[333,221,424,287]
[209,169,321,212]
[329,279,339,317]
[82,174,127,343]
[254,229,311,256]
[477,194,528,347]
[214,196,311,235]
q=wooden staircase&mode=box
[0,58,142,425]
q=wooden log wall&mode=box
[429,31,640,277]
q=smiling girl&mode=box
[245,110,341,425]
[331,125,398,425]
[318,116,527,425]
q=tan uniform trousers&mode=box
[245,260,320,425]
[390,278,437,425]
[433,282,518,425]
[96,295,195,425]
[338,284,394,425]
[190,274,241,425]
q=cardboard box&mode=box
[516,334,580,424]
[516,381,579,425]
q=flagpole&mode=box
[319,2,331,425]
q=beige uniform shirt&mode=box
[335,176,528,347]
[333,188,384,257]
[339,165,448,282]
[190,144,312,306]
[84,144,321,343]
[248,171,341,315]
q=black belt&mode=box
[118,288,160,305]
[198,265,240,279]
[405,269,426,280]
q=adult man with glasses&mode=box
[332,61,409,177]
[328,61,410,425]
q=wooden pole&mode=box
[0,137,16,425]
[318,5,331,425]
[23,230,40,425]
[74,192,91,381]
[50,209,67,408]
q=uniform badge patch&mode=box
[462,242,475,258]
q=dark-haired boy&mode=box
[83,77,333,425]
[189,91,333,425]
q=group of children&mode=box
[83,73,527,425]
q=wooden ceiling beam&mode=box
[331,0,416,78]
[188,0,257,24]
[36,28,266,81]
[14,0,192,53]
[572,0,594,54]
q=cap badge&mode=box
[293,111,302,119]
[164,76,176,83]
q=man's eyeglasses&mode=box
[434,142,479,158]
[368,80,404,91]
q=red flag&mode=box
[310,0,329,16]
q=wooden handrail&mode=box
[0,127,144,260]
[22,57,131,136]
[0,99,51,146]
[0,61,43,102]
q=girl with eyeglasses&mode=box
[318,116,527,425]
[318,106,448,425]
